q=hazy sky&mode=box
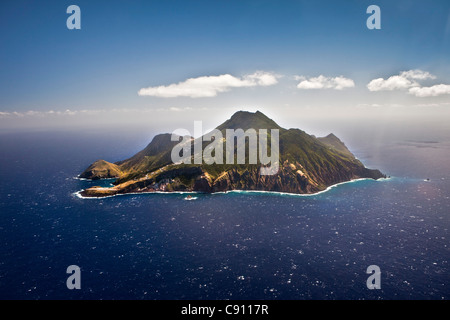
[1,0,449,135]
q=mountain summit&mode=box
[216,110,282,131]
[79,111,385,197]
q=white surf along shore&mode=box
[73,176,391,200]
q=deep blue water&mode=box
[0,130,449,300]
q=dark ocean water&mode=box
[0,130,449,300]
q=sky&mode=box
[0,0,449,137]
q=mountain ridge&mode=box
[79,111,385,197]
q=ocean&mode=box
[0,128,449,300]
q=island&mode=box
[78,111,385,197]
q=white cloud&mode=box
[138,71,280,98]
[297,75,355,90]
[293,75,306,81]
[245,71,279,86]
[169,106,193,112]
[367,70,450,97]
[356,103,382,108]
[367,76,416,91]
[0,107,216,119]
[409,84,450,97]
[367,70,436,92]
[400,70,436,80]
[0,109,97,118]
